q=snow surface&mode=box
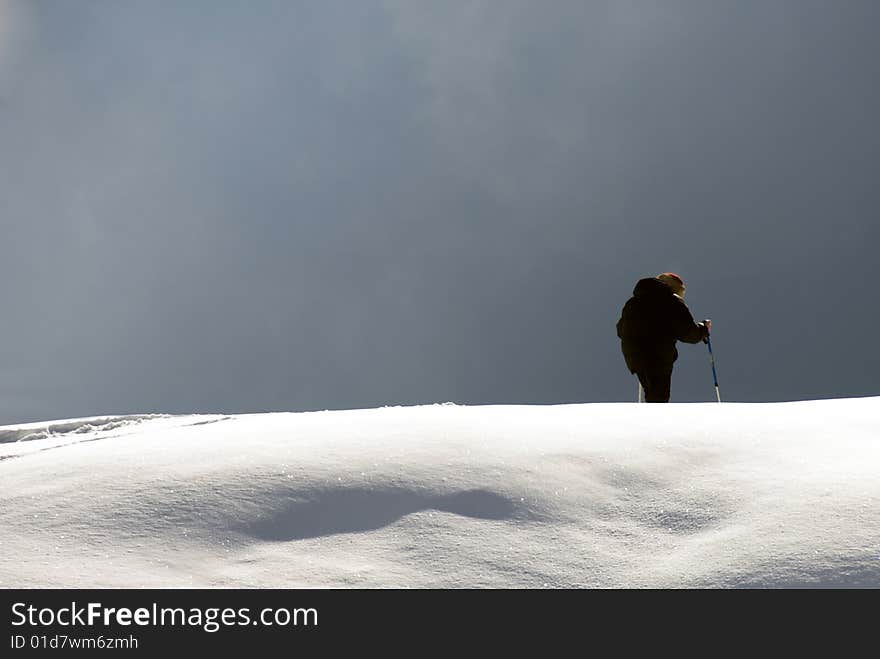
[1,398,878,588]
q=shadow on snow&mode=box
[244,487,523,541]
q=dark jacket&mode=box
[616,277,708,374]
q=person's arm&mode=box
[673,298,710,344]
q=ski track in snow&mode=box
[0,414,232,461]
[0,399,878,588]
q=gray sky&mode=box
[1,0,878,423]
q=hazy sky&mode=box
[1,1,878,423]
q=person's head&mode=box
[656,272,685,297]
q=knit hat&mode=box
[656,272,685,297]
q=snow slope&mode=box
[1,398,878,588]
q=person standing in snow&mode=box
[616,273,711,403]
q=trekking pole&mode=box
[706,335,721,403]
[638,381,644,403]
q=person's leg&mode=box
[637,366,672,403]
